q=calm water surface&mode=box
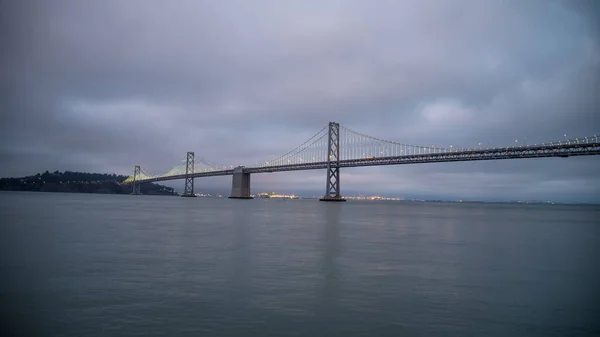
[1,191,599,336]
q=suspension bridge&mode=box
[122,122,600,201]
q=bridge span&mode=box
[123,122,600,201]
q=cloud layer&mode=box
[1,0,599,202]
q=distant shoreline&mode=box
[180,193,600,206]
[2,171,597,205]
[1,190,596,205]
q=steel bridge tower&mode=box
[181,151,196,197]
[132,165,141,195]
[320,122,346,201]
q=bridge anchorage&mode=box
[228,166,253,199]
[122,122,600,200]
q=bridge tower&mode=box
[132,165,141,195]
[181,151,196,197]
[320,122,345,202]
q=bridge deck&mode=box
[126,142,600,184]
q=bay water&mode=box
[1,192,598,336]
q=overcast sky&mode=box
[1,0,599,202]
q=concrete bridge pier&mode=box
[229,166,253,199]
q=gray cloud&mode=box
[1,0,599,201]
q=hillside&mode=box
[0,171,176,195]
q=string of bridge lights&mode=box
[124,125,598,183]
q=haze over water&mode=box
[1,191,599,336]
